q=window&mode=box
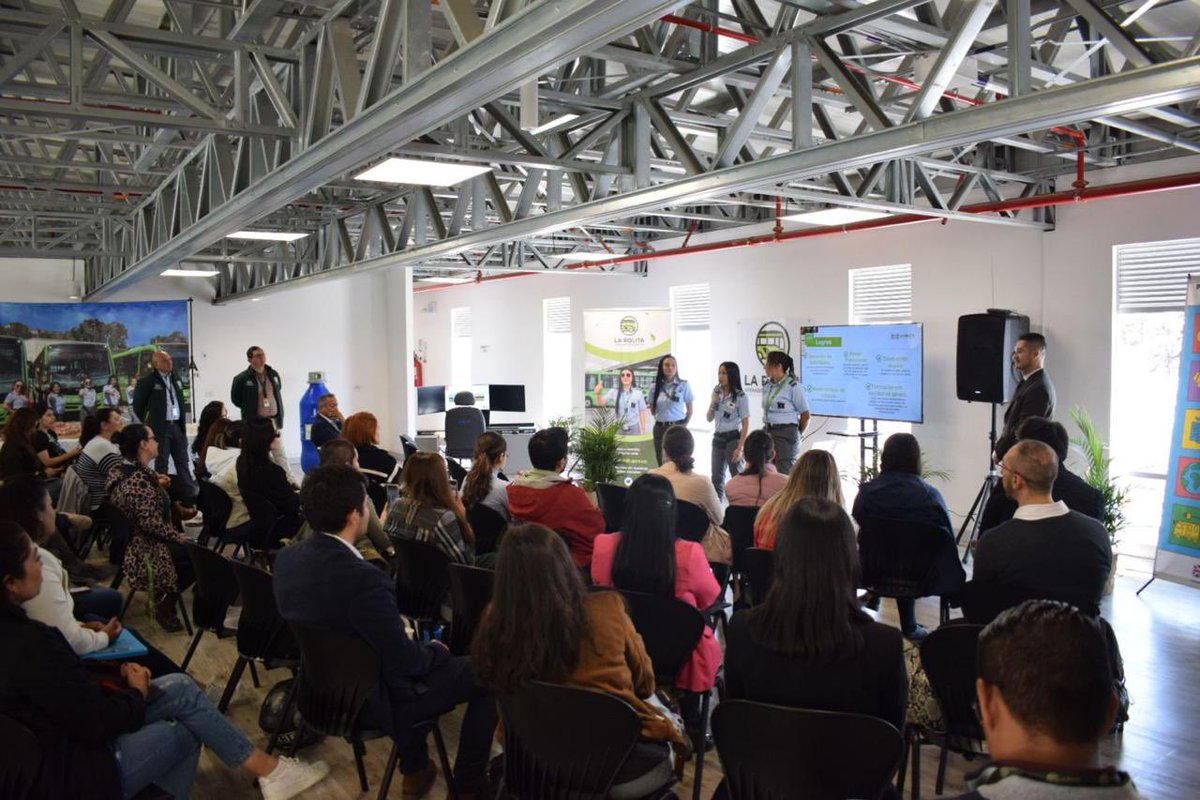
[543,297,572,423]
[670,284,713,416]
[1112,238,1197,570]
[450,306,472,388]
[849,264,912,324]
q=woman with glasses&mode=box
[78,377,98,422]
[605,367,650,435]
[4,379,30,412]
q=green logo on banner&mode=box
[620,316,639,336]
[755,322,789,366]
[1170,504,1200,548]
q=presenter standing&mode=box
[650,355,693,465]
[608,368,650,435]
[707,361,750,499]
[761,351,810,473]
[994,332,1056,461]
[230,345,291,474]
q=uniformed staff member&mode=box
[650,354,693,465]
[706,361,750,499]
[761,350,810,473]
[608,367,650,435]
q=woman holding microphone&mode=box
[761,351,811,473]
[650,354,693,465]
[706,361,750,499]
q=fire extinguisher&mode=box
[413,352,423,387]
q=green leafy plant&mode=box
[1070,406,1129,545]
[573,409,623,490]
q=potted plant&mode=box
[1070,406,1130,594]
[552,410,622,493]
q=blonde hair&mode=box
[760,449,844,524]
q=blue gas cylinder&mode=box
[299,371,331,474]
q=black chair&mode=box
[196,479,252,557]
[857,517,966,626]
[365,479,388,516]
[675,499,709,543]
[392,537,454,639]
[466,504,507,556]
[102,500,131,581]
[285,622,456,798]
[617,589,709,800]
[445,393,486,460]
[706,561,732,642]
[219,561,299,713]
[594,482,628,533]
[0,714,39,800]
[899,624,987,799]
[497,681,674,800]
[180,542,241,672]
[722,506,758,598]
[447,563,495,657]
[741,548,774,607]
[241,490,301,562]
[712,701,903,800]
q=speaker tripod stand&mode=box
[956,403,1001,565]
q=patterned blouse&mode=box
[107,461,184,592]
[383,498,471,564]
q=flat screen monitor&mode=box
[489,384,526,412]
[799,322,924,423]
[416,385,446,415]
[445,384,490,410]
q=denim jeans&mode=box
[73,586,124,620]
[115,673,255,798]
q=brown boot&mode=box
[154,592,184,633]
[401,760,437,800]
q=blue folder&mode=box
[81,629,149,661]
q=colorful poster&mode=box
[736,319,800,426]
[583,309,671,485]
[1154,275,1200,588]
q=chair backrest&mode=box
[857,516,965,598]
[722,505,758,574]
[230,560,296,662]
[101,500,132,566]
[392,536,454,622]
[289,622,381,738]
[196,480,233,545]
[594,482,627,533]
[364,480,387,516]
[240,488,283,550]
[919,625,988,753]
[712,701,903,800]
[445,407,486,458]
[447,563,495,656]
[960,579,1102,624]
[0,714,39,800]
[617,589,705,685]
[184,541,240,632]
[466,503,507,556]
[742,547,775,607]
[675,499,710,543]
[498,681,642,800]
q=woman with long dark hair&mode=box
[461,431,510,520]
[76,407,124,511]
[705,361,750,499]
[755,448,844,549]
[0,407,61,484]
[591,474,722,694]
[191,400,227,458]
[473,524,687,793]
[725,498,906,731]
[725,430,787,507]
[384,451,473,563]
[649,354,694,466]
[761,350,811,473]
[605,367,650,435]
[649,426,731,563]
[236,418,302,549]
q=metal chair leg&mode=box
[352,738,370,792]
[119,589,135,620]
[897,727,910,792]
[176,595,193,636]
[910,736,921,800]
[218,656,248,713]
[180,629,205,671]
[377,739,403,800]
[430,723,458,800]
[691,690,710,800]
[248,661,261,688]
[935,745,950,794]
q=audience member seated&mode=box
[0,407,64,494]
[650,426,732,563]
[275,465,496,799]
[591,474,722,697]
[461,431,511,522]
[941,600,1143,800]
[473,523,688,797]
[309,393,344,448]
[724,430,787,508]
[291,438,394,567]
[33,402,80,473]
[190,400,227,477]
[108,424,196,632]
[237,418,304,549]
[965,440,1112,621]
[506,427,605,567]
[0,520,331,800]
[385,451,474,564]
[851,432,954,642]
[980,416,1105,533]
[205,420,252,529]
[725,498,906,732]
[76,407,125,511]
[755,448,843,550]
[343,411,399,499]
[196,417,231,479]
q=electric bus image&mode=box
[0,335,28,425]
[24,339,114,413]
[113,341,192,405]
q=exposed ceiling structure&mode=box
[1,0,1199,301]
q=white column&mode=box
[385,268,416,445]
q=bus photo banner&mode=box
[0,300,191,432]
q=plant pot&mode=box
[1103,552,1119,596]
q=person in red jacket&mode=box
[506,427,605,567]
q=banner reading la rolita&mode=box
[584,309,672,485]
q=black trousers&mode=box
[653,420,686,466]
[396,656,497,785]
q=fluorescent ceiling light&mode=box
[420,276,474,284]
[782,208,891,226]
[528,113,580,135]
[355,158,492,186]
[227,230,309,241]
[556,251,617,262]
[161,268,220,277]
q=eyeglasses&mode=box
[998,461,1027,482]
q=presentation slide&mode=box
[800,323,923,423]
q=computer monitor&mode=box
[445,384,490,410]
[489,384,526,412]
[416,385,446,415]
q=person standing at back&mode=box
[706,361,750,500]
[230,346,290,471]
[649,354,693,466]
[132,349,198,504]
[994,332,1056,461]
[761,351,810,473]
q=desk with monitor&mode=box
[415,383,535,469]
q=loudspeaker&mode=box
[956,312,1029,403]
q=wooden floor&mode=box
[117,561,1197,800]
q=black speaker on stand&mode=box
[955,311,1030,562]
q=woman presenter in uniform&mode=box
[608,368,650,435]
[650,355,693,465]
[761,351,811,473]
[706,361,750,499]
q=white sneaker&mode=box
[258,756,330,800]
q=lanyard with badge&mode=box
[764,378,788,411]
[161,373,178,418]
[257,370,273,410]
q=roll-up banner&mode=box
[584,308,672,485]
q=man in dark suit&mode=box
[994,332,1056,460]
[980,416,1104,532]
[131,349,197,503]
[309,393,343,448]
[274,466,496,799]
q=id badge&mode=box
[723,411,731,419]
[777,402,785,409]
[263,399,271,408]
